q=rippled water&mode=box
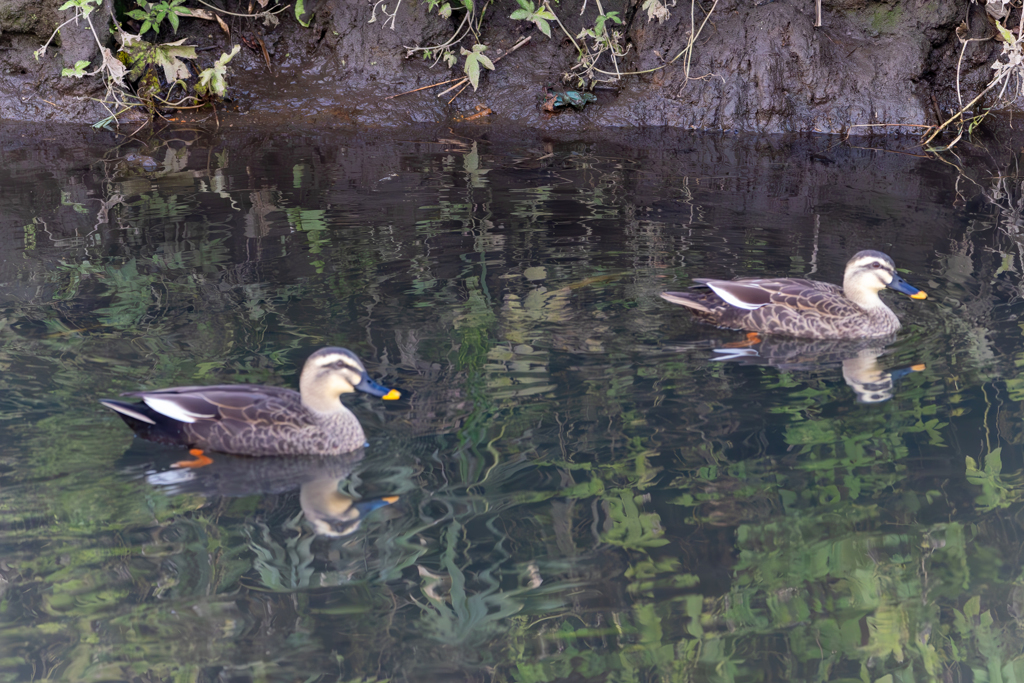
[1,124,1023,682]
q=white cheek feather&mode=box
[707,283,768,310]
[143,397,215,423]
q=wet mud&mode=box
[0,0,1019,135]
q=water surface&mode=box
[1,125,1022,682]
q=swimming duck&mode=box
[101,347,401,457]
[660,250,927,340]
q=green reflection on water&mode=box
[1,130,1024,683]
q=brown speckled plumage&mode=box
[101,347,400,457]
[660,250,926,340]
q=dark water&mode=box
[1,124,1023,682]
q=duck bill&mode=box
[355,374,401,400]
[887,274,928,300]
[353,495,400,515]
[330,496,400,536]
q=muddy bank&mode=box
[0,0,1018,135]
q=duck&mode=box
[101,347,401,457]
[660,250,927,340]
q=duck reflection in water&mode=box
[710,335,925,403]
[121,445,399,537]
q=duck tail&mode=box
[101,399,157,425]
[100,399,187,445]
[660,291,712,312]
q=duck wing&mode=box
[103,385,318,455]
[121,384,311,426]
[696,278,845,310]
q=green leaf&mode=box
[463,52,481,89]
[984,447,1003,475]
[461,45,494,90]
[58,0,98,12]
[93,114,117,129]
[61,59,91,78]
[127,37,197,83]
[196,44,239,98]
[127,9,147,20]
[996,20,1016,44]
[295,0,312,27]
[594,11,622,35]
[474,52,494,70]
[438,2,452,18]
[510,0,557,37]
[963,595,981,620]
[168,10,179,32]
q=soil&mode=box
[0,0,1019,136]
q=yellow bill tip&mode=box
[911,364,926,372]
[911,290,928,300]
[382,389,401,401]
[382,495,400,504]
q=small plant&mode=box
[35,0,246,128]
[509,0,556,38]
[569,7,627,86]
[402,0,492,89]
[381,0,718,105]
[126,0,192,37]
[924,15,1024,150]
[123,37,196,87]
[460,44,494,90]
[196,45,242,98]
[62,60,91,78]
[641,0,671,23]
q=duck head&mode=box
[300,347,400,413]
[843,250,927,309]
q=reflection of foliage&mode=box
[5,133,1024,683]
[965,447,1024,510]
[413,521,526,645]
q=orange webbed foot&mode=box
[723,332,762,348]
[173,448,214,469]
